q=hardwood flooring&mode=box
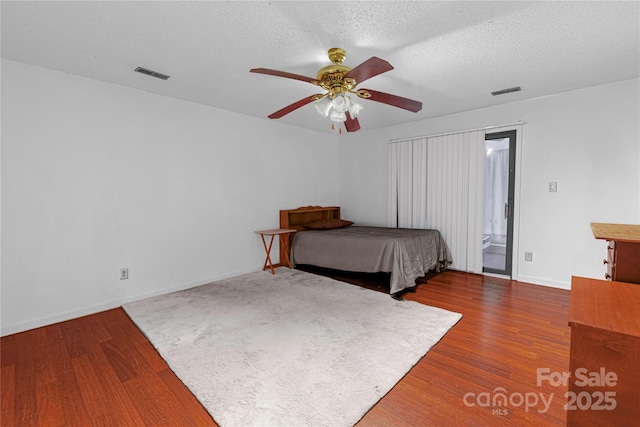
[1,270,570,426]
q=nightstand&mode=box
[255,229,297,274]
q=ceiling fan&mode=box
[250,48,423,133]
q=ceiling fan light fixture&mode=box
[330,110,347,122]
[348,100,363,118]
[331,95,349,113]
[315,94,363,123]
[315,96,332,117]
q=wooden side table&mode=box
[255,229,297,274]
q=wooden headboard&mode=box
[278,206,340,265]
[279,206,341,230]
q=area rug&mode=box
[123,268,462,427]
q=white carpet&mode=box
[123,268,461,427]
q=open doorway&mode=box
[483,130,516,275]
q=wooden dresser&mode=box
[568,276,640,426]
[590,223,640,284]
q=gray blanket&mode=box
[290,226,452,294]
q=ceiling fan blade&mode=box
[267,95,317,119]
[360,89,423,112]
[344,57,394,85]
[250,68,319,85]
[344,112,361,132]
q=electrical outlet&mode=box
[120,268,129,280]
[548,182,557,193]
[524,252,533,262]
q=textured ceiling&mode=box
[2,1,639,135]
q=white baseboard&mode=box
[1,266,262,336]
[461,268,570,290]
[3,268,570,336]
[515,274,571,290]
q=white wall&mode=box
[338,78,640,289]
[2,59,638,335]
[1,59,339,335]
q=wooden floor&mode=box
[1,270,571,426]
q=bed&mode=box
[279,206,452,296]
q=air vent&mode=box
[134,67,170,80]
[491,86,521,96]
[491,86,522,96]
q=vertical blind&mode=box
[388,130,485,273]
[387,138,428,229]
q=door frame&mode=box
[483,129,517,276]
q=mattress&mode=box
[290,226,452,294]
